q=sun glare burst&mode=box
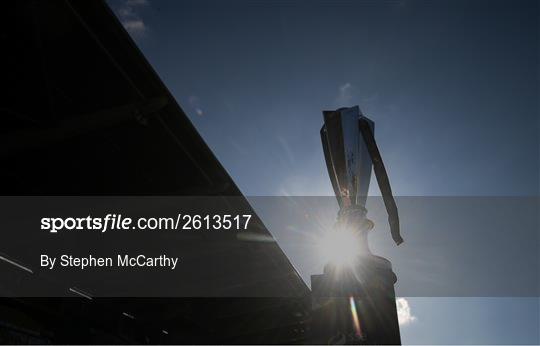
[318,228,361,267]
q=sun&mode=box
[317,227,362,267]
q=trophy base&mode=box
[310,255,401,345]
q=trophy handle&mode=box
[358,118,404,245]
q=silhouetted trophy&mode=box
[310,106,403,345]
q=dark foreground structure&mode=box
[1,1,309,343]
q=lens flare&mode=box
[349,296,363,339]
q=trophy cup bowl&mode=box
[321,105,403,252]
[321,106,374,210]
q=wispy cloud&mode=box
[188,95,204,116]
[336,82,353,106]
[112,0,149,37]
[123,20,145,34]
[396,298,417,326]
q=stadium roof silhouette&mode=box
[1,1,309,343]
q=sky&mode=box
[109,0,539,344]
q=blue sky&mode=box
[109,0,539,344]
